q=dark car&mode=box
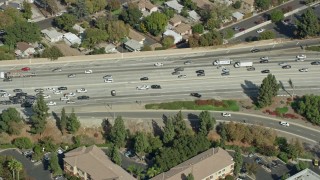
[197,73,205,77]
[261,70,270,73]
[239,28,245,31]
[21,102,33,108]
[58,87,68,90]
[282,65,291,69]
[52,68,62,72]
[190,93,202,98]
[13,89,23,93]
[260,60,268,63]
[247,67,256,71]
[3,78,12,82]
[196,70,205,74]
[111,90,116,96]
[16,92,28,97]
[26,95,36,100]
[174,67,184,72]
[311,61,320,65]
[77,95,90,100]
[251,49,260,53]
[151,85,161,89]
[172,71,180,75]
[221,72,230,76]
[140,77,149,81]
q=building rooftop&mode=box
[72,24,85,33]
[174,23,191,34]
[232,12,244,19]
[137,0,156,10]
[128,28,145,42]
[41,28,64,39]
[64,145,135,180]
[16,42,33,52]
[124,39,143,51]
[191,0,213,9]
[170,14,182,25]
[163,30,182,44]
[286,168,320,180]
[188,10,201,21]
[165,0,183,13]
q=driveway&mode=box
[0,149,51,180]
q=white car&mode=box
[85,70,93,74]
[136,85,150,90]
[1,93,11,98]
[46,87,55,91]
[65,92,76,97]
[76,88,87,93]
[222,68,230,73]
[60,97,70,101]
[178,75,187,78]
[43,94,51,99]
[280,121,290,127]
[257,28,265,33]
[66,100,75,104]
[296,54,306,60]
[53,90,62,95]
[46,101,56,106]
[154,62,164,67]
[299,68,308,72]
[68,74,76,78]
[222,112,231,117]
[104,78,114,83]
[278,62,287,66]
[260,56,269,61]
[184,61,192,65]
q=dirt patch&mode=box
[55,42,83,56]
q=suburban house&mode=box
[41,28,64,43]
[15,42,35,57]
[188,10,201,22]
[164,0,184,13]
[63,32,81,46]
[151,148,235,180]
[72,24,85,34]
[128,28,146,44]
[0,1,20,10]
[169,15,182,27]
[286,168,320,180]
[64,145,136,180]
[124,39,143,52]
[98,43,119,53]
[241,0,255,13]
[191,0,213,9]
[174,23,192,36]
[232,12,244,21]
[137,0,158,16]
[163,30,183,44]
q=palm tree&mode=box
[15,161,23,180]
[147,167,160,178]
[8,159,17,180]
[127,165,135,175]
[134,166,144,180]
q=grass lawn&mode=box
[145,100,240,111]
[306,46,320,52]
[275,106,289,114]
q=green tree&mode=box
[223,28,235,39]
[297,8,320,37]
[54,13,76,31]
[259,30,275,40]
[49,152,63,176]
[233,1,242,9]
[71,0,89,19]
[66,108,81,134]
[8,159,22,180]
[296,95,320,125]
[163,8,175,18]
[295,161,309,172]
[141,45,152,51]
[172,111,188,137]
[110,145,121,165]
[281,173,290,180]
[206,18,220,30]
[120,3,142,26]
[59,107,67,134]
[109,116,127,147]
[270,9,284,22]
[106,20,129,43]
[127,165,136,175]
[41,46,64,60]
[233,147,243,176]
[82,28,108,49]
[255,0,271,10]
[180,7,189,18]
[4,21,41,45]
[162,36,174,49]
[30,95,49,134]
[225,175,234,180]
[108,0,121,11]
[162,118,175,143]
[245,162,259,175]
[218,123,227,148]
[13,137,33,149]
[15,160,23,180]
[134,166,144,180]
[186,173,194,180]
[147,166,160,178]
[144,12,168,36]
[198,111,215,135]
[192,24,204,34]
[148,136,163,152]
[22,1,32,19]
[33,144,43,161]
[257,74,279,108]
[0,107,23,135]
[134,132,149,154]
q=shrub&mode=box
[94,132,99,138]
[278,152,288,163]
[13,137,33,149]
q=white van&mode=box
[104,78,113,83]
[60,97,70,101]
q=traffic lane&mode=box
[0,149,51,180]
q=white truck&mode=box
[213,59,232,66]
[0,72,5,79]
[234,61,253,68]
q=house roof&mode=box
[169,15,182,25]
[188,10,200,21]
[125,39,143,50]
[286,168,320,180]
[41,28,64,40]
[64,145,135,180]
[137,0,156,10]
[63,32,81,43]
[232,12,244,19]
[72,24,85,33]
[191,0,213,9]
[128,28,145,42]
[163,30,182,44]
[0,1,20,10]
[174,23,191,34]
[16,42,33,52]
[151,148,234,180]
[165,0,183,12]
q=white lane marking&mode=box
[272,44,276,48]
[296,42,299,45]
[63,63,70,66]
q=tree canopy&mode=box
[30,95,49,134]
[257,74,279,108]
[255,0,271,10]
[49,152,63,176]
[66,108,81,134]
[120,3,142,27]
[144,12,168,36]
[54,13,77,31]
[109,116,127,147]
[198,110,215,136]
[0,107,23,135]
[106,20,129,43]
[41,46,64,60]
[259,30,275,40]
[270,9,284,22]
[297,8,320,38]
[4,21,41,46]
[82,28,108,49]
[296,95,320,125]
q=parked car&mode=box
[233,26,240,31]
[257,28,265,33]
[280,121,290,127]
[190,93,201,98]
[13,89,23,93]
[222,112,231,117]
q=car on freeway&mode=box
[3,78,12,82]
[296,54,306,60]
[151,85,161,89]
[60,96,70,101]
[43,94,51,99]
[34,88,44,93]
[196,70,204,74]
[260,59,269,63]
[184,60,192,65]
[104,78,113,83]
[282,65,291,69]
[233,26,240,31]
[68,74,76,78]
[251,49,260,53]
[221,72,230,76]
[247,67,256,71]
[178,75,187,78]
[260,56,269,60]
[154,62,163,67]
[239,28,245,31]
[257,28,265,33]
[280,121,289,127]
[111,90,116,96]
[222,112,231,117]
[84,70,93,74]
[279,62,287,66]
[46,101,56,106]
[311,61,320,65]
[103,75,113,79]
[1,93,11,98]
[140,77,149,81]
[58,87,67,90]
[21,67,30,71]
[66,100,75,104]
[197,73,205,76]
[13,89,22,93]
[47,87,55,91]
[190,93,201,98]
[261,70,270,73]
[53,90,62,95]
[172,71,180,75]
[299,68,308,72]
[136,85,150,90]
[77,95,90,100]
[65,92,76,97]
[222,68,230,73]
[0,90,6,93]
[76,88,87,93]
[52,68,62,72]
[174,67,184,72]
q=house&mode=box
[241,0,254,13]
[164,0,184,13]
[41,28,64,43]
[188,10,201,22]
[124,39,143,52]
[163,30,182,44]
[64,145,135,180]
[169,15,182,27]
[15,42,35,57]
[72,24,85,34]
[286,168,320,180]
[128,28,145,44]
[232,12,244,21]
[174,23,192,36]
[98,43,119,53]
[0,1,20,10]
[152,148,235,180]
[191,0,213,9]
[63,32,81,46]
[137,0,158,15]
